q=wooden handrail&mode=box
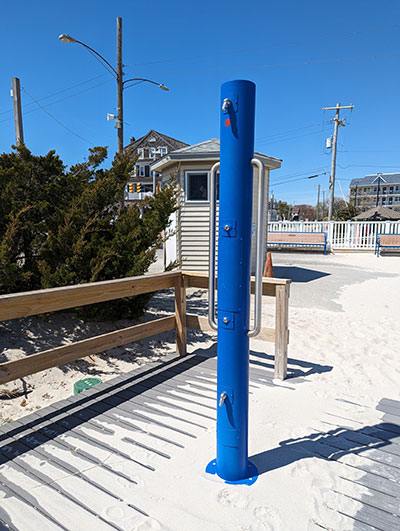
[0,271,179,322]
[0,269,291,384]
[183,271,290,297]
[0,316,175,386]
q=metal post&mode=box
[116,17,123,154]
[11,78,24,146]
[207,80,258,484]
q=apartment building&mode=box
[350,173,400,211]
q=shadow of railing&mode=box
[0,354,213,467]
[250,349,333,379]
[250,421,400,477]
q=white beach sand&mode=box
[0,252,399,530]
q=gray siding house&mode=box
[151,139,281,272]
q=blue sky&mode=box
[1,0,399,205]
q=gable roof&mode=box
[151,138,282,171]
[353,205,400,221]
[350,173,400,187]
[125,129,188,152]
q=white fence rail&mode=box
[267,221,400,251]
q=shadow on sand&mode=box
[273,266,330,283]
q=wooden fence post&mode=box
[274,283,289,380]
[175,273,187,356]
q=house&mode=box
[124,130,188,204]
[350,173,400,211]
[151,139,282,272]
[353,205,400,221]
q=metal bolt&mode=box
[223,317,228,324]
[224,224,230,232]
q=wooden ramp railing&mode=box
[0,271,290,386]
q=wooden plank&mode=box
[0,271,179,322]
[183,272,291,297]
[175,274,187,356]
[186,314,212,332]
[0,316,176,385]
[274,284,289,380]
[186,314,276,342]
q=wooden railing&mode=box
[0,271,290,385]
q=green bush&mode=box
[0,145,178,319]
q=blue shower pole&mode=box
[207,79,258,483]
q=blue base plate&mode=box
[205,459,258,485]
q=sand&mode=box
[1,252,399,530]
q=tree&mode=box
[276,200,290,220]
[332,198,360,221]
[0,145,179,319]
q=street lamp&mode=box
[58,18,168,154]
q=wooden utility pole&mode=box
[116,17,123,154]
[322,102,354,220]
[315,184,321,220]
[11,78,24,146]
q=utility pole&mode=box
[373,173,385,207]
[354,184,358,208]
[322,190,326,219]
[322,102,354,220]
[11,77,24,146]
[316,184,321,220]
[116,17,123,154]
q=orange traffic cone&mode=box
[263,252,274,278]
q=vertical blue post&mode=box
[211,80,257,483]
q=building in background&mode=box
[151,139,281,271]
[350,173,400,212]
[124,130,188,204]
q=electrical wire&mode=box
[0,74,109,117]
[140,51,400,76]
[129,24,400,67]
[21,87,94,145]
[256,128,325,147]
[0,79,112,125]
[256,122,322,143]
[271,172,328,187]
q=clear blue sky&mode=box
[1,0,399,205]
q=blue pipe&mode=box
[215,80,256,481]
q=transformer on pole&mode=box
[207,79,268,484]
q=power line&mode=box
[270,166,329,181]
[256,128,325,147]
[0,74,109,117]
[144,51,400,76]
[0,79,112,125]
[130,24,400,67]
[256,122,322,143]
[21,87,94,145]
[271,172,328,187]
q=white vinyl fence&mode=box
[267,221,400,251]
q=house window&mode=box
[186,172,209,201]
[137,148,144,159]
[149,148,156,159]
[390,186,394,193]
[139,166,145,177]
[145,165,150,177]
[389,197,393,205]
[160,147,168,156]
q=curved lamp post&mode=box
[59,18,168,154]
